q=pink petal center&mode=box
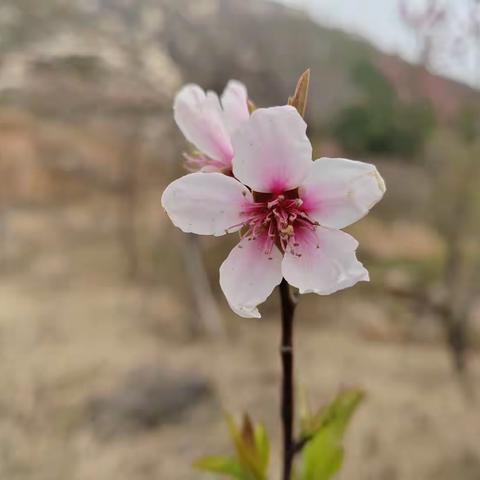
[230,190,319,258]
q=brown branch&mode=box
[279,279,297,480]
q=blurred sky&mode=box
[278,0,479,87]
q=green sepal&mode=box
[288,69,311,118]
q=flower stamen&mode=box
[229,193,318,256]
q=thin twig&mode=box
[279,279,297,480]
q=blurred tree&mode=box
[396,0,480,390]
[332,61,435,157]
[424,124,480,379]
[456,107,480,144]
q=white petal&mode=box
[299,158,386,229]
[232,106,312,193]
[221,80,249,135]
[220,235,283,318]
[174,84,233,165]
[282,226,369,295]
[161,172,252,236]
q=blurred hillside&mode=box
[1,1,480,480]
[1,0,480,205]
[2,0,479,283]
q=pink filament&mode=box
[233,193,319,257]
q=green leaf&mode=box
[241,414,256,451]
[301,389,364,440]
[254,423,270,473]
[302,433,344,480]
[300,389,364,480]
[193,455,247,479]
[226,415,262,478]
[194,414,270,480]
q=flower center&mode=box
[240,191,319,257]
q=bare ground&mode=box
[0,204,479,480]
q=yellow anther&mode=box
[280,225,294,236]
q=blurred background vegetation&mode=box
[0,0,479,479]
